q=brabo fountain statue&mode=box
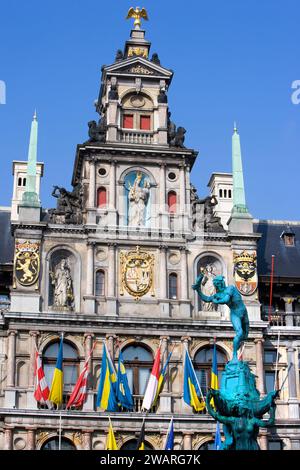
[192,274,278,450]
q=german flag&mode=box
[136,419,145,450]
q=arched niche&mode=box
[44,246,81,312]
[194,252,227,318]
[120,168,156,228]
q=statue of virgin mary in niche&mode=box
[128,172,150,226]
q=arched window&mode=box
[23,177,26,187]
[95,270,105,296]
[122,344,153,396]
[228,189,232,198]
[169,273,178,300]
[43,341,79,395]
[97,187,107,208]
[219,189,223,198]
[168,191,177,214]
[18,177,22,187]
[194,346,227,397]
[41,437,76,450]
[199,440,215,450]
[121,440,153,450]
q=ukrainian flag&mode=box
[96,343,118,412]
[106,419,119,450]
[183,349,205,412]
[49,336,64,406]
[210,342,218,408]
[116,351,133,410]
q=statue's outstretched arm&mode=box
[255,405,276,428]
[192,274,214,302]
[206,390,233,425]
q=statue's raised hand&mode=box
[192,274,204,291]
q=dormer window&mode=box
[281,229,295,247]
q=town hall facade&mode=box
[0,16,299,451]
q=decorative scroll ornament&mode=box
[120,246,154,299]
[14,241,40,286]
[233,250,258,296]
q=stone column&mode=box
[84,243,95,313]
[283,297,295,327]
[287,346,299,418]
[86,243,94,296]
[29,331,39,386]
[82,430,93,450]
[159,245,169,317]
[259,430,268,450]
[26,428,36,450]
[88,159,96,208]
[83,334,95,412]
[179,164,186,213]
[179,247,188,300]
[159,163,166,211]
[254,338,265,395]
[183,432,193,450]
[84,334,94,374]
[160,336,169,392]
[107,244,117,316]
[108,244,116,297]
[7,331,17,387]
[106,335,116,361]
[4,428,13,450]
[109,160,116,209]
[159,245,167,299]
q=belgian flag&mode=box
[136,419,145,450]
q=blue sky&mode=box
[0,0,299,220]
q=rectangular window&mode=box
[123,114,134,129]
[264,350,277,364]
[265,371,275,394]
[140,115,151,130]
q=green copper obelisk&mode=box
[22,111,40,207]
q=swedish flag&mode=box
[96,343,118,412]
[116,350,133,410]
[183,349,205,412]
[210,342,218,408]
[49,336,64,406]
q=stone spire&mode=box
[231,123,248,215]
[21,111,40,207]
[228,124,253,233]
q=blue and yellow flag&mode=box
[116,351,133,410]
[49,336,64,406]
[96,343,118,412]
[210,342,218,408]
[183,349,205,412]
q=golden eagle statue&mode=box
[126,7,149,30]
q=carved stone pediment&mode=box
[104,57,173,79]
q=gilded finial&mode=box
[126,6,149,30]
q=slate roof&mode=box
[254,220,300,279]
[0,209,14,265]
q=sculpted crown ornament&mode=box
[233,250,257,265]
